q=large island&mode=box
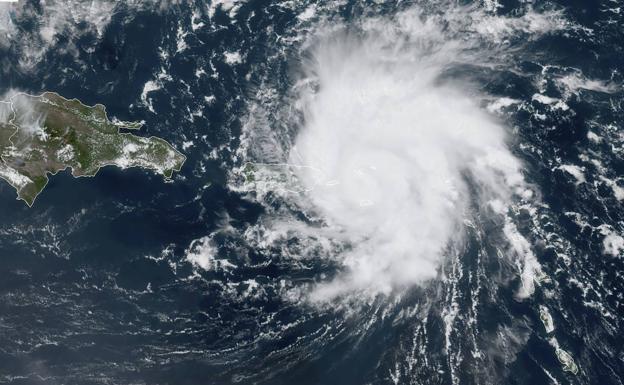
[0,92,186,206]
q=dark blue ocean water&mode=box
[1,1,623,384]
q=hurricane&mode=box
[288,11,534,300]
[237,5,551,304]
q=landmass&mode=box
[539,305,555,334]
[0,92,186,206]
[241,162,328,194]
[556,348,579,375]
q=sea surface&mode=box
[0,1,623,384]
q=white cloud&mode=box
[597,225,624,257]
[232,2,574,302]
[285,11,528,300]
[185,235,237,272]
[0,1,183,71]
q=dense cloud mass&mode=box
[289,12,528,300]
[231,3,577,303]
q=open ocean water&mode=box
[0,1,623,384]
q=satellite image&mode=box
[0,0,622,384]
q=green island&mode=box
[556,348,579,375]
[0,92,186,206]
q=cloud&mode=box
[232,3,571,302]
[0,0,183,72]
[288,13,529,300]
[0,1,118,71]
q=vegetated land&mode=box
[0,92,186,206]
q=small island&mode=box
[0,92,186,206]
[556,348,579,375]
[539,305,555,334]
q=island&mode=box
[556,348,579,375]
[539,305,555,334]
[0,92,186,206]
